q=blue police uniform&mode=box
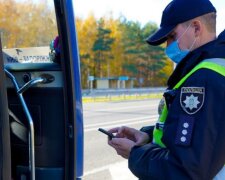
[128,30,225,179]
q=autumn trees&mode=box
[77,15,173,88]
[0,0,173,88]
[0,0,57,48]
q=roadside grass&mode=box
[82,93,163,103]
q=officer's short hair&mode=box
[182,12,216,33]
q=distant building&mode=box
[89,76,136,89]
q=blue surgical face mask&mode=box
[165,24,197,64]
[165,41,190,63]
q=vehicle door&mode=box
[0,0,83,179]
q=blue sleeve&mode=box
[140,126,155,142]
[128,69,225,179]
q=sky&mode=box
[73,0,225,35]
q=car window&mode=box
[0,0,58,64]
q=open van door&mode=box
[0,0,83,179]
[0,37,11,180]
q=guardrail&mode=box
[82,87,166,102]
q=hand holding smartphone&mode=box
[98,128,115,140]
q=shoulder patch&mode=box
[180,87,205,115]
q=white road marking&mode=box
[83,161,137,180]
[85,115,158,128]
[84,116,157,132]
[84,104,157,112]
[109,161,138,180]
[83,163,113,177]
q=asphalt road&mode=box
[83,99,160,180]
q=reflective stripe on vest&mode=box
[153,58,225,148]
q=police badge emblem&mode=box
[180,87,205,115]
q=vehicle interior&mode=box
[0,0,83,179]
[6,63,65,180]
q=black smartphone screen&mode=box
[98,128,115,140]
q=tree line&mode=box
[77,14,173,88]
[0,0,173,88]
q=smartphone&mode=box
[98,128,115,140]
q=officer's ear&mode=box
[192,20,202,37]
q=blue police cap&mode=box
[146,0,216,46]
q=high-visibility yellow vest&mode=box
[153,58,225,147]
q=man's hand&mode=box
[107,126,150,159]
[108,126,150,146]
[108,137,136,159]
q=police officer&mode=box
[108,0,225,179]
